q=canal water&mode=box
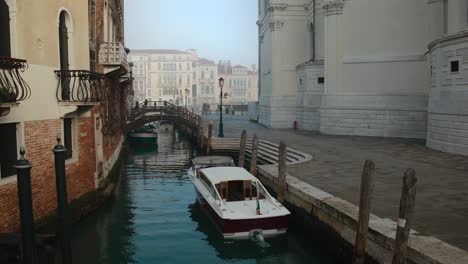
[71,124,347,263]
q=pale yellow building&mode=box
[129,49,194,106]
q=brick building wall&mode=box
[0,116,97,232]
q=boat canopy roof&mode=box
[192,156,233,166]
[201,167,257,184]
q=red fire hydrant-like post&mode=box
[293,120,298,130]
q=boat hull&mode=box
[127,133,157,146]
[195,189,288,239]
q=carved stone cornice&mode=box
[323,0,344,16]
[269,20,285,32]
[256,20,263,27]
[268,3,288,13]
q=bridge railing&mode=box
[127,100,203,129]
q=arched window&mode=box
[59,10,71,100]
[0,0,11,57]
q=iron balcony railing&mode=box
[0,57,31,103]
[54,70,104,102]
[98,42,129,70]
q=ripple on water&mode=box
[71,124,343,264]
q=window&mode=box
[0,0,11,57]
[63,118,74,160]
[318,77,325,84]
[210,71,214,79]
[59,11,71,100]
[201,72,205,80]
[450,60,460,73]
[0,123,18,179]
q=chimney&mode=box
[187,49,199,61]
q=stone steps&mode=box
[210,137,311,165]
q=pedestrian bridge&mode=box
[126,100,203,132]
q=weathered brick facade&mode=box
[0,0,130,235]
[0,116,99,232]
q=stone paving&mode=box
[204,114,468,251]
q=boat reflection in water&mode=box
[188,200,337,264]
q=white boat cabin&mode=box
[197,167,268,203]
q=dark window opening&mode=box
[318,77,325,84]
[450,60,459,73]
[64,118,73,159]
[59,11,70,100]
[0,123,17,179]
[310,22,315,61]
[0,0,11,57]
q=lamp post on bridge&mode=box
[185,88,189,109]
[218,77,226,138]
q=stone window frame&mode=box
[63,117,79,165]
[448,57,462,75]
[57,7,75,69]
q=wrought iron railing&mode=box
[54,70,104,102]
[0,57,31,103]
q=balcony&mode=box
[98,42,129,74]
[55,70,104,104]
[0,57,31,116]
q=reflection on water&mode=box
[71,124,343,263]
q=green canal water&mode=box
[71,124,348,263]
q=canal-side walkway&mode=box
[204,114,468,252]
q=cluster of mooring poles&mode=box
[203,128,417,264]
[14,137,73,264]
[352,160,417,264]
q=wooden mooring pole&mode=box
[392,168,417,264]
[277,142,287,203]
[250,134,259,176]
[354,160,375,264]
[200,121,205,151]
[207,120,213,155]
[239,130,247,167]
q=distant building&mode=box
[218,61,258,113]
[192,56,219,113]
[129,49,194,106]
[128,54,148,102]
[225,65,258,105]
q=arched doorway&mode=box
[59,10,70,100]
[0,0,11,57]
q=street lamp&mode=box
[185,88,189,109]
[218,77,225,137]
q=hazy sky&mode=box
[124,0,259,67]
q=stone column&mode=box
[323,0,344,96]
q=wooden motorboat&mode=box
[188,156,290,239]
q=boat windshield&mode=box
[215,180,266,202]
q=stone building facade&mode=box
[258,0,468,155]
[192,57,219,112]
[128,49,194,106]
[223,65,258,105]
[0,0,131,232]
